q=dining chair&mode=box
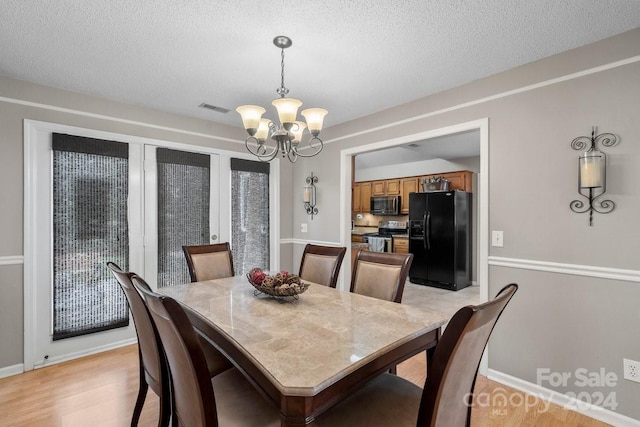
[107,262,170,427]
[182,242,235,282]
[298,244,347,288]
[132,277,280,427]
[107,263,233,427]
[350,250,414,303]
[316,283,518,427]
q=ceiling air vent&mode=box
[199,103,230,114]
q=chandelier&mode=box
[236,36,328,163]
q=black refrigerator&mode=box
[408,190,472,291]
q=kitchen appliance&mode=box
[408,191,472,291]
[363,220,407,252]
[370,195,401,216]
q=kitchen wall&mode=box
[289,28,640,422]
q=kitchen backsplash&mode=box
[352,213,408,227]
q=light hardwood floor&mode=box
[0,343,608,426]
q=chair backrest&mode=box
[417,283,518,427]
[183,243,235,282]
[133,276,219,427]
[298,244,347,288]
[106,262,166,393]
[350,251,414,303]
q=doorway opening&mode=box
[339,119,489,306]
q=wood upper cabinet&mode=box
[385,179,400,195]
[360,182,372,213]
[418,170,473,192]
[371,179,400,196]
[400,178,418,214]
[371,180,386,196]
[441,171,473,192]
[353,181,372,214]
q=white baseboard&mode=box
[0,363,25,379]
[30,338,137,370]
[487,369,640,427]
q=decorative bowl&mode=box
[246,269,310,300]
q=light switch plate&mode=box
[301,223,308,233]
[492,230,504,247]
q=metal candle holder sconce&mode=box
[304,172,318,220]
[570,126,617,226]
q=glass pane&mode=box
[231,169,270,275]
[52,136,129,340]
[157,149,210,287]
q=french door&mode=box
[25,121,220,369]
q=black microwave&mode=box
[370,195,401,215]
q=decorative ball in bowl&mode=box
[247,268,310,298]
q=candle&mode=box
[303,187,311,203]
[580,155,603,188]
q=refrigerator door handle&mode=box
[422,212,428,250]
[426,211,431,250]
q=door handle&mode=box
[426,212,431,250]
[211,234,218,241]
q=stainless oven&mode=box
[370,195,401,216]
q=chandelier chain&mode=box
[277,47,289,97]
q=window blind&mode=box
[157,148,210,287]
[52,133,129,340]
[230,158,270,275]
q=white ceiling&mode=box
[1,1,639,133]
[355,130,481,169]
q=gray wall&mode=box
[290,29,640,420]
[1,25,639,421]
[0,76,249,369]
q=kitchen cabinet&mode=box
[400,178,418,214]
[418,171,473,192]
[352,234,365,243]
[371,180,386,196]
[385,179,400,195]
[371,179,400,196]
[392,236,408,254]
[352,182,372,214]
[441,171,472,192]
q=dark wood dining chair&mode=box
[107,263,233,427]
[298,244,347,288]
[132,277,280,427]
[350,251,414,303]
[107,262,171,427]
[182,242,234,282]
[315,283,518,427]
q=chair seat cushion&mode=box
[316,373,422,426]
[212,368,280,426]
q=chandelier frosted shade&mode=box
[301,108,328,135]
[236,35,327,163]
[272,98,303,126]
[236,105,266,136]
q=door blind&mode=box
[230,158,270,275]
[156,148,210,287]
[52,133,129,340]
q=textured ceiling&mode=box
[1,1,639,131]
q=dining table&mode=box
[159,275,448,427]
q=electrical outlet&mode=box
[623,358,640,383]
[301,223,308,233]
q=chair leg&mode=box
[158,385,171,427]
[131,378,148,427]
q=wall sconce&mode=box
[570,126,617,226]
[303,172,318,220]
